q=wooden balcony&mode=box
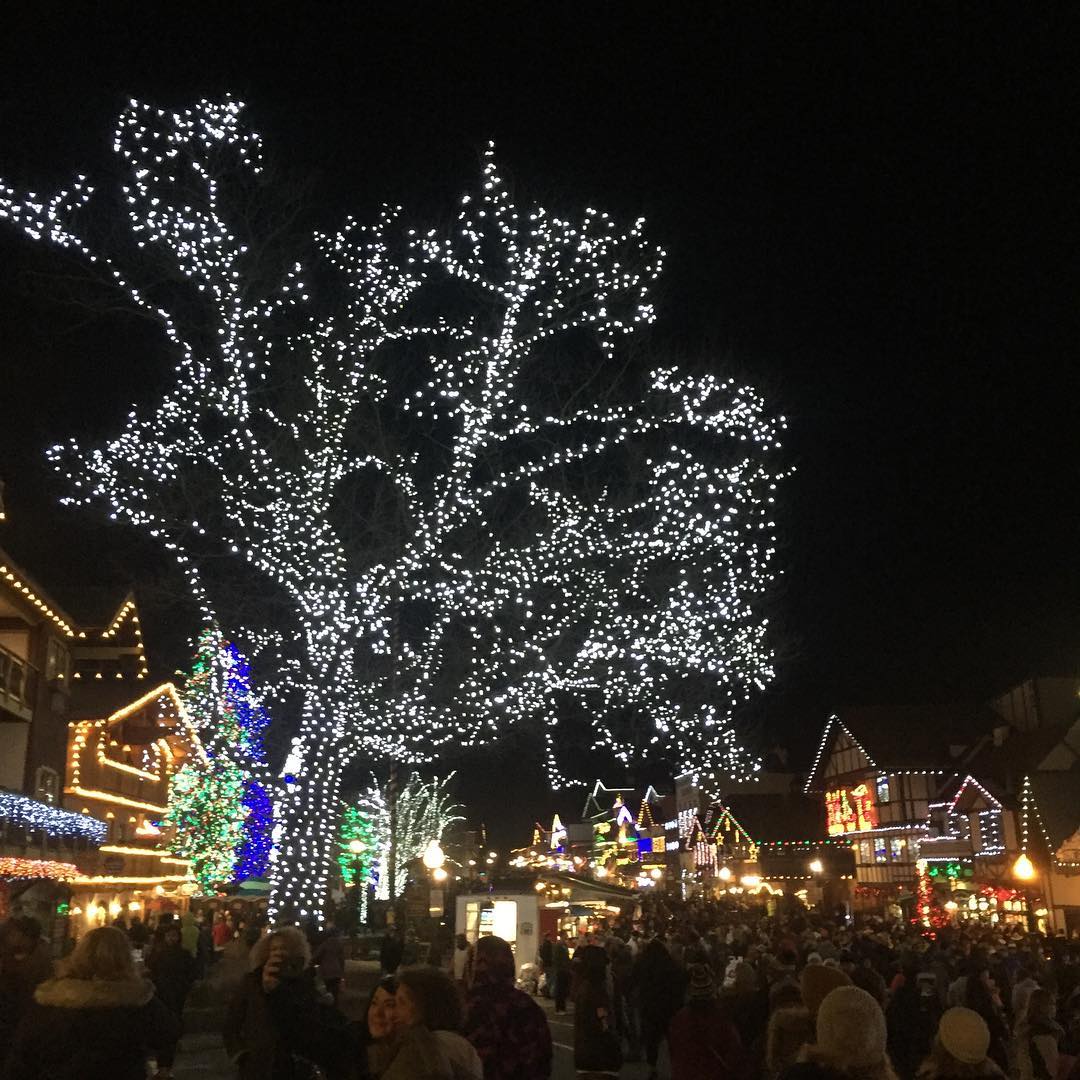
[0,644,37,722]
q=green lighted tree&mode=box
[166,757,247,893]
[165,629,274,893]
[337,805,379,921]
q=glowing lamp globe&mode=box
[422,839,446,870]
[718,866,732,882]
[649,867,663,880]
[348,839,367,855]
[432,866,448,883]
[808,859,824,875]
[1013,853,1036,881]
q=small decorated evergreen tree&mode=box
[166,629,274,893]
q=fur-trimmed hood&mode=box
[34,976,155,1009]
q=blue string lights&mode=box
[0,790,107,843]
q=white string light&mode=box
[1,97,786,917]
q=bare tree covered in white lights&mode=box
[0,98,786,917]
[353,773,463,901]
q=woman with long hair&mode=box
[376,966,481,1080]
[3,925,180,1080]
[573,944,622,1080]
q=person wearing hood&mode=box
[916,1007,1004,1079]
[784,985,898,1080]
[179,911,200,958]
[2,924,180,1080]
[462,935,552,1080]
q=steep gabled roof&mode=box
[1022,773,1080,858]
[804,706,985,792]
[959,720,1080,796]
[581,779,636,821]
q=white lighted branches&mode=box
[356,774,463,901]
[0,98,785,916]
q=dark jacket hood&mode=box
[34,976,155,1009]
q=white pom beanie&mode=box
[815,985,889,1069]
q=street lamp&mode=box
[718,865,732,882]
[1013,852,1038,932]
[432,866,448,883]
[1013,853,1035,881]
[422,839,445,870]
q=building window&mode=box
[874,837,888,863]
[34,766,59,805]
[45,638,71,683]
[890,837,907,862]
[876,775,891,804]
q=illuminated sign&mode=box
[825,783,878,835]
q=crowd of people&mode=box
[2,895,1080,1079]
[528,896,1080,1079]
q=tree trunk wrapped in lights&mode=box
[1,98,786,918]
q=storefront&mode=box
[456,891,540,975]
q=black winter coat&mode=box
[223,968,353,1080]
[2,975,180,1080]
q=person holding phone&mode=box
[224,926,350,1080]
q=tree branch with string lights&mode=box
[1,97,786,918]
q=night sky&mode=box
[2,7,1079,846]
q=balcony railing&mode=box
[0,644,37,721]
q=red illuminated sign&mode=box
[825,783,878,835]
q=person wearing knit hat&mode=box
[668,963,745,1080]
[915,1007,1004,1078]
[786,985,898,1080]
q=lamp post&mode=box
[1013,852,1038,932]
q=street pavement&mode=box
[171,951,661,1080]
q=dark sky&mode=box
[2,6,1079,845]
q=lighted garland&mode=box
[0,790,107,844]
[1,97,785,918]
[0,857,79,882]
